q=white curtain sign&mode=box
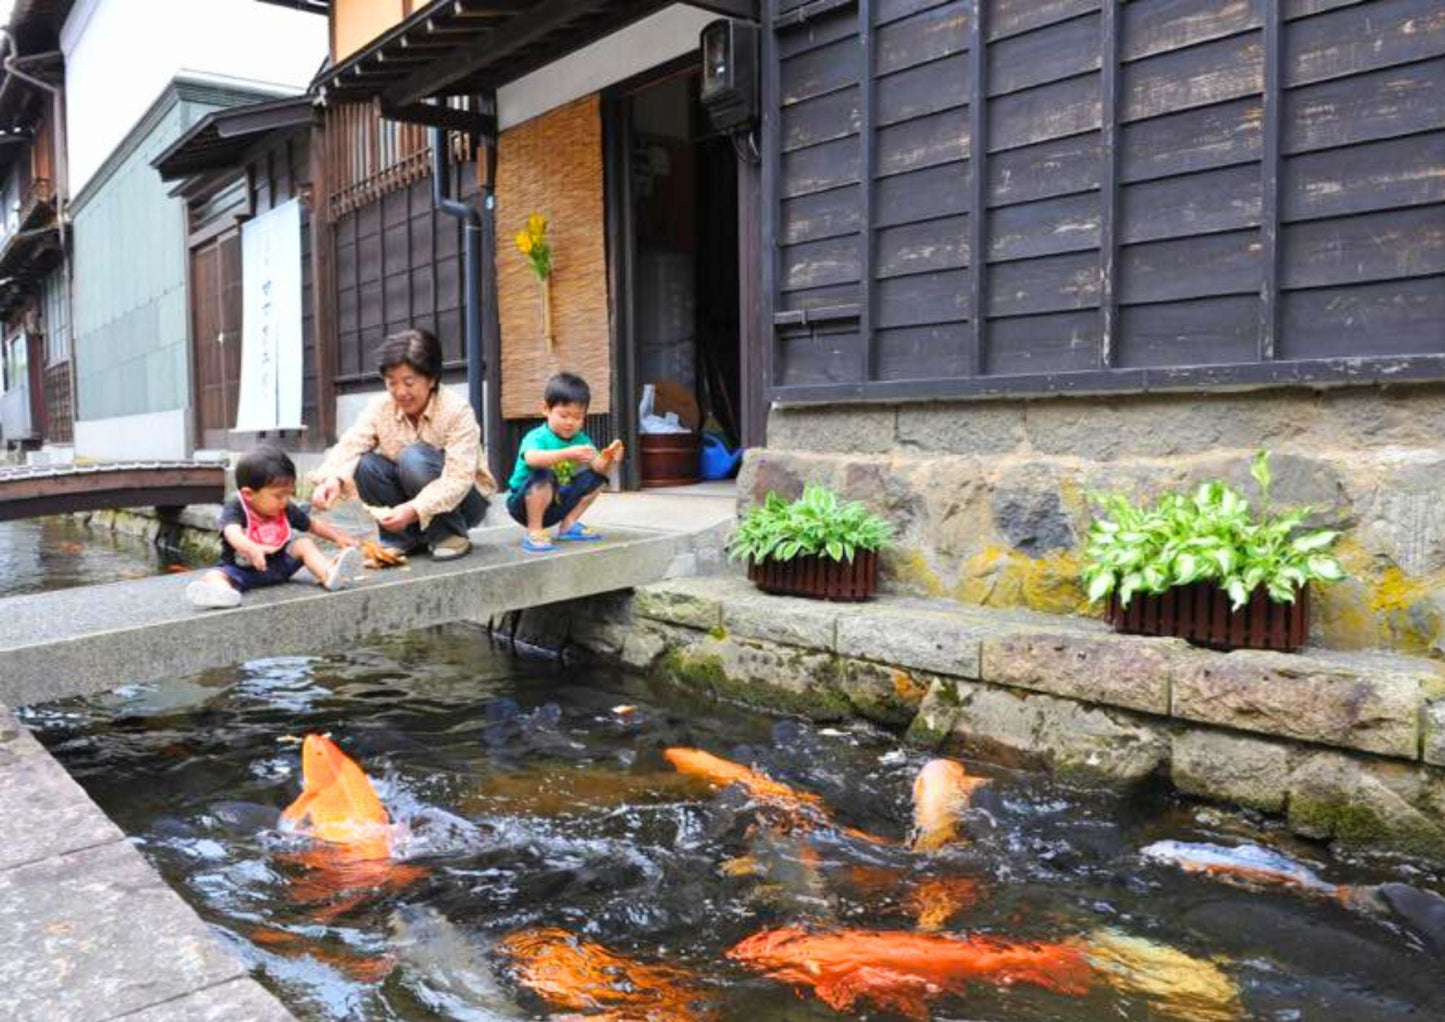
[234,198,304,431]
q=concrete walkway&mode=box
[0,492,735,707]
[0,490,734,1021]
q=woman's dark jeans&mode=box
[354,443,487,550]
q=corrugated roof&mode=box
[151,95,315,182]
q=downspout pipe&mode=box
[430,126,484,427]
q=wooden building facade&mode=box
[763,0,1445,400]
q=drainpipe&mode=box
[430,126,484,427]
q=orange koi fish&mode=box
[281,733,395,861]
[727,926,1094,1021]
[909,757,991,853]
[497,926,712,1021]
[664,747,827,812]
[664,747,887,844]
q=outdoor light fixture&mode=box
[700,18,759,134]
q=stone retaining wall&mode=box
[746,384,1445,657]
[68,506,221,561]
[554,576,1445,862]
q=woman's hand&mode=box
[377,503,420,533]
[311,477,342,510]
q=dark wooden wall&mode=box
[332,167,477,389]
[185,131,321,447]
[763,0,1445,400]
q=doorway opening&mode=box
[608,63,742,491]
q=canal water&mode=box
[0,517,193,597]
[25,625,1445,1021]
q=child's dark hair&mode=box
[544,372,591,409]
[235,444,297,491]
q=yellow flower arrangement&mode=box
[515,213,551,281]
[515,212,554,350]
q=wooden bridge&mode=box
[0,461,226,522]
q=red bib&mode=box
[240,494,293,552]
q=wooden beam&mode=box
[1259,1,1282,361]
[380,101,497,139]
[385,0,608,107]
[966,0,986,377]
[1098,0,1119,368]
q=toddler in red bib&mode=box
[186,445,363,610]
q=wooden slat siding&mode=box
[1284,134,1445,222]
[1120,230,1263,305]
[1121,0,1264,64]
[765,0,1445,397]
[1120,163,1262,244]
[1284,57,1445,155]
[987,75,1102,152]
[967,0,984,376]
[1285,0,1445,88]
[1120,97,1262,183]
[987,250,1101,317]
[1281,206,1445,289]
[1118,294,1259,367]
[781,184,863,245]
[989,0,1097,42]
[1280,275,1445,358]
[987,12,1099,98]
[988,192,1099,262]
[1259,0,1282,360]
[987,132,1100,208]
[782,87,860,150]
[859,0,876,384]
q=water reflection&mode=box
[26,625,1445,1021]
[0,517,194,597]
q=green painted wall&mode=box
[70,80,287,423]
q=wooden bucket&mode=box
[639,433,700,488]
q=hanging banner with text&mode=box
[234,198,304,432]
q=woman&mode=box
[309,328,495,560]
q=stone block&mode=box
[657,633,851,720]
[0,840,248,1021]
[981,632,1179,715]
[0,710,126,870]
[834,658,933,728]
[1172,651,1422,759]
[634,578,724,631]
[905,678,966,749]
[835,605,983,678]
[1287,752,1445,861]
[991,462,1074,558]
[1170,730,1290,813]
[1426,698,1445,767]
[942,679,1168,787]
[1354,453,1445,575]
[767,405,896,454]
[619,623,670,671]
[896,402,1026,456]
[722,586,838,651]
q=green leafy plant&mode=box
[728,484,894,565]
[1080,450,1345,611]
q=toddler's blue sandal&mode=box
[555,523,604,542]
[522,532,555,554]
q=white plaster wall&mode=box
[61,0,328,195]
[497,4,719,130]
[73,407,190,461]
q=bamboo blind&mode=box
[496,94,611,419]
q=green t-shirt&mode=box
[509,424,595,492]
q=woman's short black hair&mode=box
[544,372,591,409]
[235,444,296,491]
[377,327,443,384]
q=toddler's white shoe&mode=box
[324,546,363,591]
[186,580,241,610]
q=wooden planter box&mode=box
[747,551,878,602]
[1106,580,1310,652]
